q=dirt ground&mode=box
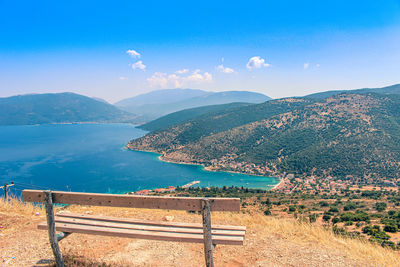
[1,200,400,267]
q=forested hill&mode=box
[305,84,400,99]
[128,93,400,183]
[0,93,136,125]
[139,102,251,131]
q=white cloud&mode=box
[131,61,146,71]
[316,64,320,68]
[175,69,189,74]
[147,69,212,88]
[147,72,173,88]
[246,56,270,69]
[216,64,235,74]
[119,76,128,80]
[126,49,141,58]
[186,69,212,82]
[303,63,310,69]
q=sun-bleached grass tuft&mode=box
[0,195,44,216]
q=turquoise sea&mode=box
[0,124,279,195]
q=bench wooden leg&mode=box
[44,190,65,267]
[201,198,214,267]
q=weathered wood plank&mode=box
[53,216,245,236]
[37,222,244,245]
[44,191,65,267]
[202,198,214,267]
[56,213,246,231]
[23,190,240,211]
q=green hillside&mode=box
[128,93,400,183]
[0,93,136,125]
[305,84,400,99]
[139,102,251,131]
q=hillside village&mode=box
[274,176,399,195]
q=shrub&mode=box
[362,225,377,234]
[332,217,340,224]
[363,225,390,240]
[319,201,329,207]
[343,202,357,211]
[361,191,382,200]
[379,240,396,249]
[383,224,398,233]
[264,209,272,216]
[340,211,370,222]
[288,205,296,212]
[333,226,345,234]
[308,214,317,223]
[323,214,331,222]
[328,207,339,213]
[375,202,387,212]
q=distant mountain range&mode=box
[0,89,270,126]
[2,84,400,130]
[0,93,136,125]
[128,91,400,183]
[115,89,271,122]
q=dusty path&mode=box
[1,200,399,266]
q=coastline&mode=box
[127,146,281,189]
[271,178,284,190]
[159,154,278,180]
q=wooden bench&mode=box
[23,190,245,267]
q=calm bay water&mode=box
[0,124,279,195]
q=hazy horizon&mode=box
[2,83,400,105]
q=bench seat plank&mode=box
[57,213,247,231]
[53,216,246,237]
[37,221,244,245]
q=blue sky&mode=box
[1,0,400,102]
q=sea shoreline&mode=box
[271,178,284,190]
[126,146,281,189]
[160,155,281,183]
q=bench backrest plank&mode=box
[22,190,240,212]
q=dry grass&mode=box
[247,214,400,266]
[1,197,400,266]
[0,195,43,216]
